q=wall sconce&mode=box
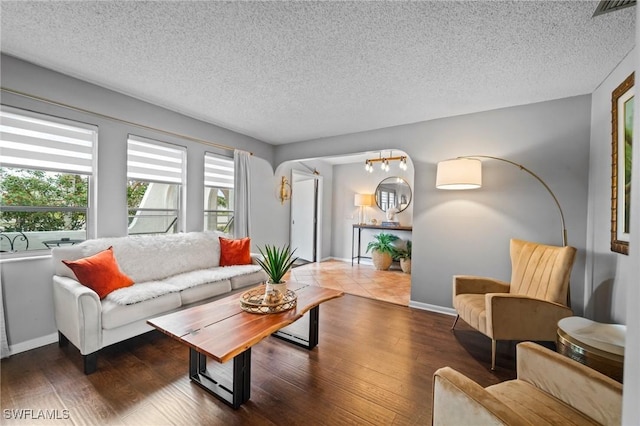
[354,193,374,224]
[279,176,291,204]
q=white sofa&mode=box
[51,231,267,374]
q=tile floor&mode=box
[287,259,411,306]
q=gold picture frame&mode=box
[611,72,633,255]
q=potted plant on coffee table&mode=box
[397,240,412,274]
[256,244,298,302]
[366,233,399,271]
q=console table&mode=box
[351,224,412,265]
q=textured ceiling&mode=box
[0,1,636,145]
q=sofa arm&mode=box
[52,275,102,355]
[250,253,262,265]
[516,342,622,426]
[453,275,510,298]
[432,367,530,426]
[485,294,572,341]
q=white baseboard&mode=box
[6,332,58,357]
[409,301,456,316]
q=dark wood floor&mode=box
[1,295,519,425]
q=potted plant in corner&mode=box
[366,233,399,271]
[256,244,298,302]
[398,240,412,274]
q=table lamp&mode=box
[354,193,374,224]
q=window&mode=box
[377,183,397,212]
[378,190,396,212]
[0,107,96,253]
[127,135,185,235]
[204,153,234,233]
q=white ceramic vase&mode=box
[265,281,287,297]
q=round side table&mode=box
[556,316,625,382]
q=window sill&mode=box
[0,251,52,263]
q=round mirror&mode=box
[375,177,412,212]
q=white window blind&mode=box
[204,152,234,188]
[127,135,185,184]
[0,107,95,174]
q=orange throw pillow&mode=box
[62,247,134,299]
[219,237,252,266]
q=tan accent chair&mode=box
[432,342,622,425]
[452,239,576,370]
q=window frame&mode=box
[0,106,97,256]
[126,135,186,235]
[204,152,235,234]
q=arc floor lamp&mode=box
[435,155,568,247]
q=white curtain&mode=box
[233,150,251,238]
[1,274,9,358]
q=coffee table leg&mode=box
[273,305,320,349]
[189,347,251,409]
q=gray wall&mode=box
[1,257,58,350]
[0,54,282,351]
[276,95,591,313]
[275,159,335,261]
[586,48,635,323]
[250,155,291,249]
[331,158,415,261]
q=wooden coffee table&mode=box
[147,284,343,408]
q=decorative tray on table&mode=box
[239,286,297,314]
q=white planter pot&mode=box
[265,281,287,297]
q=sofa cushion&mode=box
[105,281,178,305]
[54,232,227,283]
[219,237,252,266]
[179,280,232,305]
[62,247,134,299]
[102,292,182,330]
[486,381,600,426]
[163,265,263,291]
[52,245,89,279]
[231,269,268,290]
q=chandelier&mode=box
[364,152,408,173]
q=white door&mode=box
[291,177,316,262]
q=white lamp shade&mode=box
[436,158,482,190]
[354,193,375,206]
